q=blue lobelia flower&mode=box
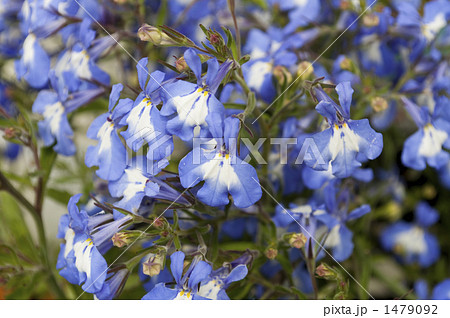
[355,7,404,80]
[108,156,167,215]
[32,73,104,156]
[242,27,299,103]
[401,96,450,170]
[15,33,50,88]
[320,183,371,261]
[396,0,450,44]
[380,201,440,268]
[304,82,383,178]
[57,194,132,293]
[121,58,174,161]
[178,115,262,208]
[268,0,321,34]
[85,83,131,181]
[166,0,228,43]
[53,19,111,93]
[160,48,230,141]
[142,251,212,300]
[197,258,248,300]
[272,201,334,259]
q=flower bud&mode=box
[4,127,17,139]
[288,233,307,249]
[153,217,165,228]
[339,57,353,71]
[143,261,161,277]
[175,57,189,73]
[296,61,314,79]
[273,66,292,85]
[363,13,380,27]
[138,24,178,46]
[112,232,131,248]
[265,248,278,260]
[316,263,338,280]
[209,33,220,45]
[142,254,164,277]
[371,96,388,112]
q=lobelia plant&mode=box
[0,0,450,301]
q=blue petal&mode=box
[108,84,124,112]
[16,34,50,88]
[335,82,353,118]
[401,130,426,170]
[432,279,450,300]
[184,48,202,83]
[142,283,178,300]
[170,251,185,286]
[347,204,371,221]
[224,265,248,286]
[415,202,439,227]
[347,119,383,161]
[137,57,149,91]
[187,261,212,290]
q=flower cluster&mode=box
[1,0,450,301]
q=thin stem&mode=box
[228,0,241,60]
[306,256,319,300]
[0,171,65,299]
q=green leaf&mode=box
[46,188,72,205]
[0,192,37,262]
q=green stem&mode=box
[0,171,65,299]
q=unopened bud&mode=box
[316,263,338,280]
[138,24,178,46]
[384,201,401,221]
[153,217,165,228]
[296,61,314,79]
[265,248,278,260]
[371,96,388,112]
[142,254,164,277]
[175,57,189,73]
[273,66,292,85]
[4,127,16,139]
[289,233,307,249]
[339,57,353,71]
[112,232,131,248]
[363,13,380,27]
[340,0,350,10]
[143,261,161,277]
[209,33,220,45]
